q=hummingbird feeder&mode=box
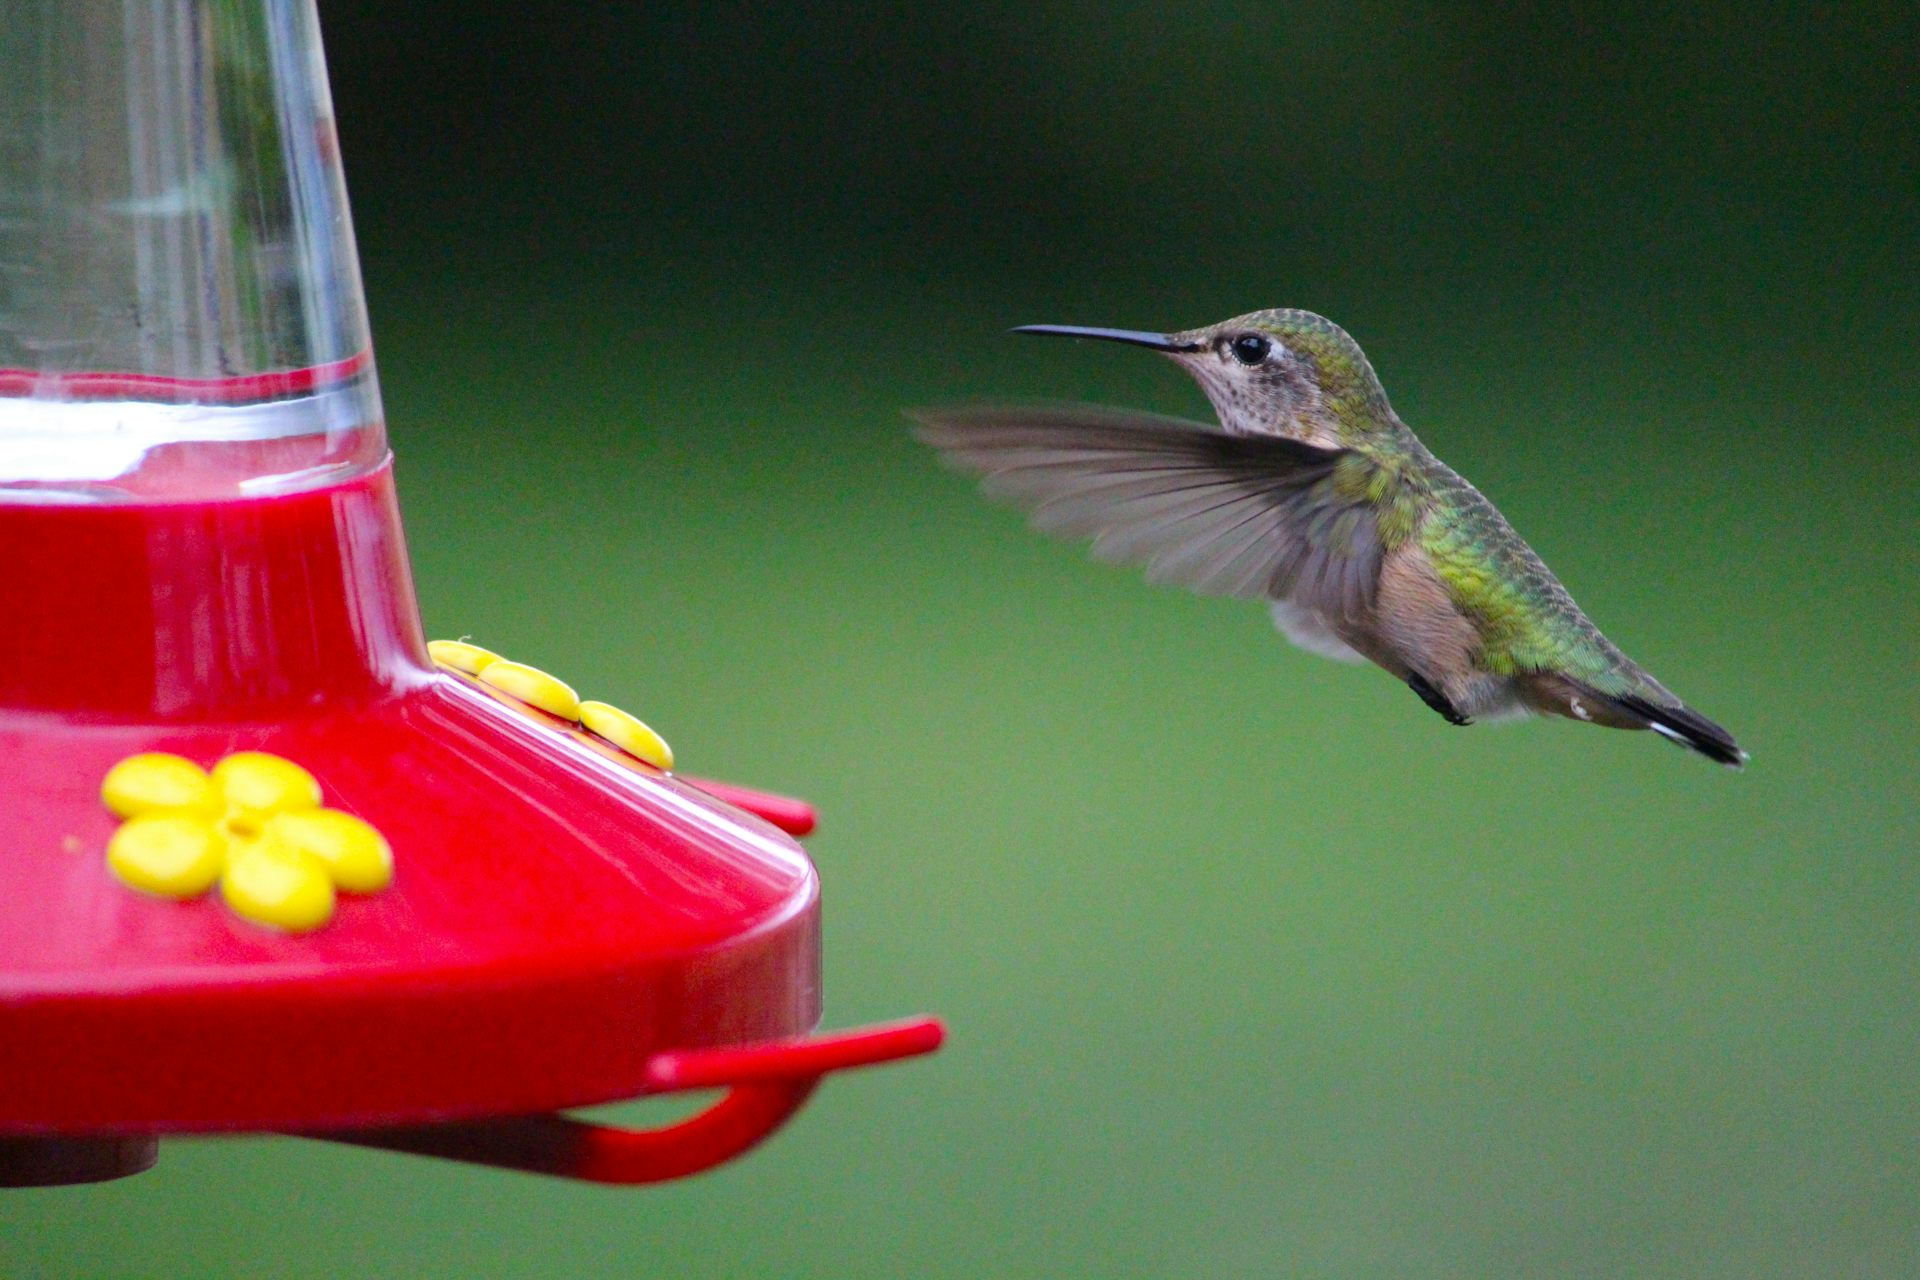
[0,0,940,1188]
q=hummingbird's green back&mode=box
[1410,451,1652,694]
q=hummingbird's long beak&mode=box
[1012,324,1202,353]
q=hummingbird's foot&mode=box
[1406,673,1472,726]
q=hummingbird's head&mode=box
[1014,308,1395,445]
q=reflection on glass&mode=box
[0,0,386,500]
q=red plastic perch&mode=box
[311,1017,944,1183]
[680,776,818,837]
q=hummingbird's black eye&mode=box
[1229,333,1271,366]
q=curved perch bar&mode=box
[309,1017,944,1183]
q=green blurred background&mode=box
[7,3,1918,1276]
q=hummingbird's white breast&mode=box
[1268,600,1366,664]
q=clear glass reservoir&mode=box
[0,0,385,500]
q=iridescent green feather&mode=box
[1415,455,1647,692]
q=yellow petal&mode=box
[427,639,501,675]
[478,660,582,721]
[221,843,335,933]
[107,814,225,898]
[101,753,218,820]
[212,752,322,821]
[580,700,674,770]
[264,808,393,893]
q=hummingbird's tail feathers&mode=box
[1608,692,1747,768]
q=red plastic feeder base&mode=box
[0,462,941,1185]
[0,1136,159,1188]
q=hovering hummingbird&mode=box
[913,309,1745,766]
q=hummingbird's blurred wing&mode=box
[912,404,1384,620]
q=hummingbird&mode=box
[913,309,1745,766]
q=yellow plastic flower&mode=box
[100,751,393,932]
[580,701,674,770]
[101,752,220,820]
[221,842,335,934]
[261,809,392,893]
[427,639,500,675]
[431,639,675,773]
[107,814,226,898]
[478,660,582,720]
